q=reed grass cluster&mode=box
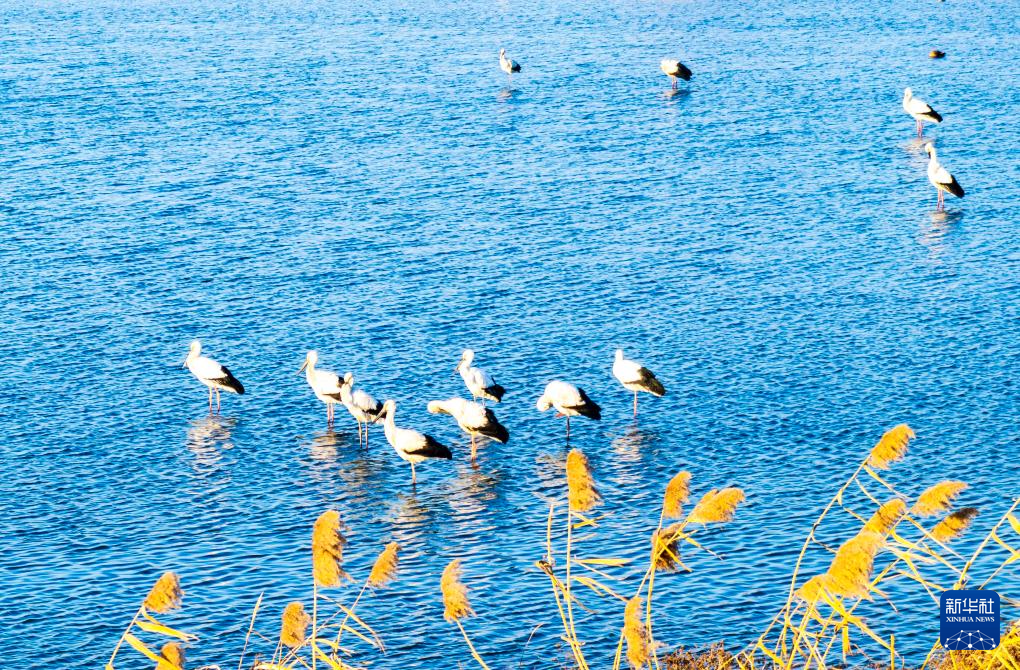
[312,509,349,587]
[566,448,600,513]
[101,423,1020,670]
[144,572,183,613]
[156,642,185,670]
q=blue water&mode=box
[2,0,1019,667]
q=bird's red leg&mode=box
[633,391,638,418]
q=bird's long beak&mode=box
[181,360,187,368]
[298,360,308,374]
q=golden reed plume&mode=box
[913,481,968,517]
[867,424,914,470]
[623,596,650,669]
[662,471,692,519]
[796,574,829,603]
[651,523,684,572]
[824,531,883,598]
[156,642,185,670]
[280,601,310,649]
[566,449,600,513]
[440,559,474,622]
[931,507,979,542]
[144,572,183,613]
[687,488,745,524]
[368,542,400,588]
[863,499,907,535]
[312,510,349,587]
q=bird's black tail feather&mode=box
[480,411,510,443]
[411,435,453,459]
[576,389,601,420]
[946,177,964,198]
[220,368,245,395]
[486,384,506,402]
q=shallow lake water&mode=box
[1,0,1019,667]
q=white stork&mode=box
[660,57,692,89]
[612,349,666,418]
[298,350,343,426]
[536,380,601,439]
[924,143,964,211]
[903,88,942,138]
[427,397,509,459]
[499,48,521,84]
[183,340,244,413]
[456,349,506,404]
[381,400,452,484]
[340,372,385,445]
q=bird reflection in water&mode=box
[447,464,499,519]
[186,414,236,471]
[919,209,963,260]
[610,425,661,487]
[308,429,340,462]
[663,88,691,101]
[498,87,521,102]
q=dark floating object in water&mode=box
[929,50,946,59]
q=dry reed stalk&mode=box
[912,481,968,517]
[931,508,979,542]
[651,524,684,572]
[368,542,400,588]
[280,601,311,648]
[686,488,745,524]
[867,424,914,470]
[663,471,692,519]
[156,642,185,670]
[863,499,907,535]
[662,643,734,670]
[312,510,349,587]
[824,531,883,598]
[144,572,183,613]
[441,559,474,622]
[623,596,650,669]
[566,449,600,513]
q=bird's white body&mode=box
[903,88,942,136]
[428,397,509,457]
[184,340,244,412]
[456,349,505,403]
[924,143,964,210]
[537,380,601,438]
[382,400,452,483]
[499,48,521,80]
[340,373,384,443]
[660,58,692,88]
[612,349,666,417]
[300,351,343,402]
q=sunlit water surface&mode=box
[2,0,1019,666]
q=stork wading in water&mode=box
[612,349,666,418]
[381,400,452,484]
[499,48,521,85]
[660,57,692,89]
[456,349,506,405]
[183,340,245,413]
[924,143,964,212]
[298,350,343,426]
[427,397,509,460]
[903,88,942,138]
[536,380,601,439]
[340,372,385,446]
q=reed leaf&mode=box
[124,633,164,664]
